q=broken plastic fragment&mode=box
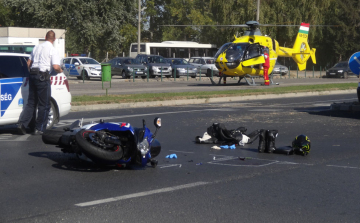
[211,146,221,150]
[166,154,177,159]
[229,144,236,149]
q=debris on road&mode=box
[211,146,221,150]
[165,154,177,159]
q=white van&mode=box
[0,53,71,129]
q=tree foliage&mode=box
[3,0,136,60]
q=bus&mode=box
[129,41,217,58]
[0,44,35,54]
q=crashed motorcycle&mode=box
[42,117,162,167]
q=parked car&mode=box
[0,53,71,129]
[272,61,289,76]
[188,57,219,77]
[164,58,197,78]
[326,61,353,78]
[135,54,172,78]
[108,57,148,79]
[61,57,101,80]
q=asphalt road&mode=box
[1,93,360,222]
[67,75,359,96]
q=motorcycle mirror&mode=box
[154,117,161,128]
[143,119,146,128]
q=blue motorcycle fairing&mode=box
[141,152,151,166]
[89,122,135,134]
[143,127,153,144]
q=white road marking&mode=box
[327,165,360,170]
[159,164,182,168]
[0,134,31,142]
[208,156,314,167]
[75,181,209,207]
[56,108,240,127]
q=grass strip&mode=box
[72,83,357,106]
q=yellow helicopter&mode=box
[164,21,317,85]
[211,21,316,85]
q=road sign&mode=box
[348,52,360,76]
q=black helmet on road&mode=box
[292,135,311,156]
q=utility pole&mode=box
[137,0,141,56]
[256,0,260,22]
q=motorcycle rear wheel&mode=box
[75,130,124,163]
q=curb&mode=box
[70,89,356,112]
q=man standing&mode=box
[263,47,270,86]
[18,30,63,135]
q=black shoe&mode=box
[265,130,278,153]
[258,129,266,153]
[17,123,26,135]
[32,129,44,135]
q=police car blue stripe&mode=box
[1,78,23,117]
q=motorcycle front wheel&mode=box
[75,130,124,163]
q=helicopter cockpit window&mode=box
[243,44,262,60]
[224,43,249,63]
[214,42,232,59]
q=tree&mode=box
[0,0,13,27]
[3,0,136,60]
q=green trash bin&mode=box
[101,63,111,82]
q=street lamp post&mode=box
[256,0,260,22]
[137,0,141,56]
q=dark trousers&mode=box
[19,74,51,132]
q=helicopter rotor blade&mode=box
[160,25,248,27]
[160,24,337,28]
[259,24,338,27]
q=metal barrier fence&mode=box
[76,65,355,83]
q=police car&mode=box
[61,56,101,80]
[0,53,71,129]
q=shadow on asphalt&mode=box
[306,109,360,120]
[28,151,149,172]
[29,151,114,172]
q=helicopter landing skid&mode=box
[269,74,279,85]
[243,75,259,86]
[209,76,223,85]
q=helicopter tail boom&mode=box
[277,23,316,71]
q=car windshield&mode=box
[173,59,189,65]
[123,58,140,64]
[334,62,347,68]
[148,56,166,63]
[205,59,214,64]
[79,58,99,65]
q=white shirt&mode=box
[30,41,60,72]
